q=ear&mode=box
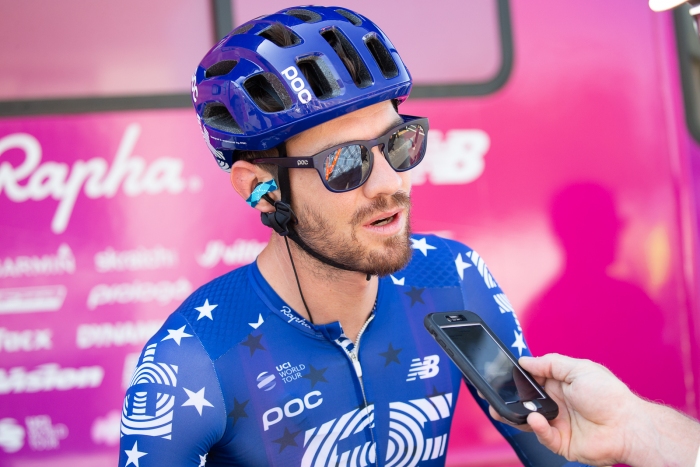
[230,161,278,213]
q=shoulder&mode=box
[397,234,478,288]
[166,264,264,361]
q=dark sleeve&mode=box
[442,239,592,467]
[118,312,226,467]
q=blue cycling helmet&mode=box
[192,5,412,172]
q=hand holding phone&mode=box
[424,311,558,425]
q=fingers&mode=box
[519,353,582,383]
[527,412,561,453]
[488,406,533,432]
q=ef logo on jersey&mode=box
[406,355,440,381]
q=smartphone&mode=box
[424,311,558,425]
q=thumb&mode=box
[527,412,561,453]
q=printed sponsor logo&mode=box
[301,393,454,466]
[0,124,199,234]
[276,361,306,384]
[94,245,178,273]
[86,278,191,310]
[256,371,276,391]
[262,390,323,431]
[279,306,311,329]
[281,66,312,104]
[122,352,141,390]
[411,129,490,186]
[0,285,66,315]
[91,410,121,446]
[0,328,52,353]
[196,239,266,268]
[301,405,376,467]
[0,418,25,453]
[0,363,104,394]
[0,244,75,278]
[406,355,440,381]
[25,415,68,451]
[121,343,178,439]
[76,321,162,349]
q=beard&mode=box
[292,191,413,276]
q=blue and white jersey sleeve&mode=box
[118,312,226,467]
[438,238,589,467]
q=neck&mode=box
[256,233,378,342]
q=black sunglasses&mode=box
[253,115,429,193]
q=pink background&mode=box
[1,1,700,466]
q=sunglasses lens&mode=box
[323,144,371,191]
[387,124,426,171]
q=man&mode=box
[118,7,588,466]
[489,354,700,466]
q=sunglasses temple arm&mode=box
[253,157,316,168]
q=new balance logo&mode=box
[406,355,440,381]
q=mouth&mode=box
[362,209,404,235]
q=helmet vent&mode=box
[231,23,254,36]
[204,60,238,79]
[320,27,372,89]
[335,9,362,26]
[297,56,339,101]
[285,9,322,23]
[244,72,292,112]
[257,23,301,47]
[202,103,243,134]
[364,33,398,79]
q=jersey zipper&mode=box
[342,314,377,466]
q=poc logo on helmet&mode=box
[296,160,309,166]
[281,66,312,104]
[262,390,322,431]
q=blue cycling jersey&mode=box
[118,235,588,467]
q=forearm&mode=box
[624,399,700,467]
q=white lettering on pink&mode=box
[0,124,187,234]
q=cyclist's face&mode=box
[286,101,413,276]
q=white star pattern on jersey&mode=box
[161,325,192,346]
[195,299,217,321]
[410,238,436,256]
[390,275,405,286]
[199,453,207,466]
[121,343,178,439]
[454,253,471,280]
[124,440,147,467]
[248,313,264,329]
[511,331,527,356]
[182,387,214,415]
[466,250,497,288]
[406,355,440,381]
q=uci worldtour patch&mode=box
[276,361,306,384]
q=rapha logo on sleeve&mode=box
[0,124,202,234]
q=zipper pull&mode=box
[350,352,363,378]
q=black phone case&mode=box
[424,311,559,425]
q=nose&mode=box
[361,145,406,199]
